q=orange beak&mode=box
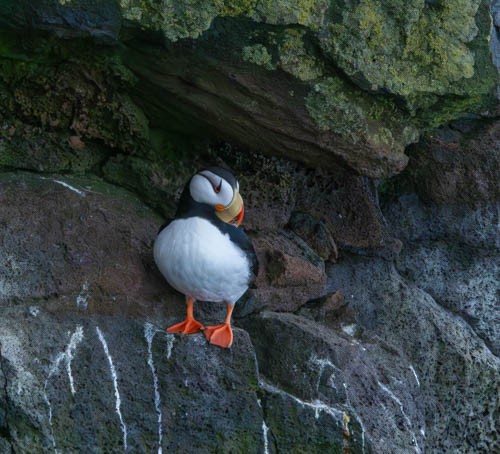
[215,191,244,227]
[234,204,244,227]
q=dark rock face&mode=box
[242,312,425,454]
[1,170,498,453]
[399,119,500,206]
[0,173,167,317]
[288,211,338,262]
[0,174,355,452]
[384,195,500,356]
[330,253,499,453]
[330,189,500,452]
[0,309,265,452]
[0,1,498,452]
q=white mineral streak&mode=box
[165,334,175,360]
[96,326,128,451]
[66,326,84,395]
[259,378,343,421]
[44,352,65,453]
[262,420,270,454]
[257,398,271,454]
[409,365,421,387]
[52,179,86,197]
[341,323,357,337]
[309,355,341,393]
[343,383,366,454]
[43,325,84,452]
[144,323,167,454]
[76,281,90,309]
[377,381,421,454]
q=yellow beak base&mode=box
[215,191,244,226]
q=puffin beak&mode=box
[234,203,244,227]
[215,191,244,227]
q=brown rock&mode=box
[68,135,86,150]
[0,172,177,321]
[296,290,352,324]
[288,211,338,261]
[250,230,327,312]
[219,151,392,252]
[402,119,500,205]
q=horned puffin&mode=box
[154,167,257,348]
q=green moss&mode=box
[0,128,109,174]
[306,78,367,143]
[119,0,330,41]
[102,129,198,216]
[0,32,151,158]
[277,28,323,81]
[322,0,495,113]
[416,1,499,127]
[221,0,257,16]
[252,0,329,30]
[242,43,275,69]
[120,0,222,41]
[305,76,419,149]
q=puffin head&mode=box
[189,167,244,227]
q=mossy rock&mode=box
[321,1,495,102]
[0,0,497,179]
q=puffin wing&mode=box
[218,223,259,283]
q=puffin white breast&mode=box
[154,217,251,304]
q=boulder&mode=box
[241,311,425,454]
[0,308,265,452]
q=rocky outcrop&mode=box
[0,1,498,452]
[392,119,500,206]
[0,0,497,178]
[0,173,361,452]
[0,309,265,453]
[1,163,498,452]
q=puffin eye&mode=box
[214,179,222,193]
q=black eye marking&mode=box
[215,179,222,193]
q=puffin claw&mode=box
[204,323,233,348]
[167,318,205,335]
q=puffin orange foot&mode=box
[204,324,233,348]
[167,318,205,334]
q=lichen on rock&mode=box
[305,76,419,150]
[252,0,329,30]
[242,43,275,69]
[277,28,324,81]
[120,0,225,41]
[0,3,498,450]
[322,0,484,100]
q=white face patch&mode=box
[190,170,234,207]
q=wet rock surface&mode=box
[0,170,498,453]
[0,308,265,453]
